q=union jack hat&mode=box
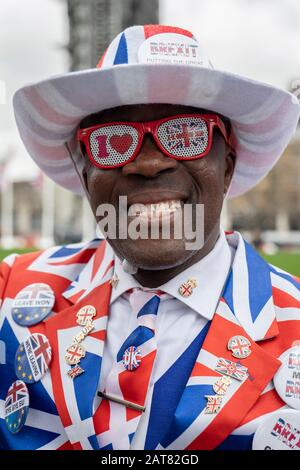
[13,24,300,198]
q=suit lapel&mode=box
[44,240,114,450]
[158,233,281,450]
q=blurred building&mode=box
[67,0,159,70]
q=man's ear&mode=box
[224,149,236,195]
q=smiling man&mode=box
[1,25,300,451]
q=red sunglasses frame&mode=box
[77,113,231,170]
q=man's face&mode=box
[79,104,235,271]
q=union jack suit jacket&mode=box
[0,231,299,450]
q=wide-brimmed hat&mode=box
[13,24,300,198]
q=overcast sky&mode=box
[1,0,300,158]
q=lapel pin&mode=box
[122,346,142,371]
[228,335,252,359]
[213,376,232,395]
[67,365,85,379]
[204,395,223,414]
[73,320,94,344]
[110,273,119,289]
[215,357,248,381]
[14,333,52,384]
[76,305,96,326]
[5,380,29,434]
[178,278,198,297]
[65,344,86,365]
[12,283,55,327]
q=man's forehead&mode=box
[79,103,231,129]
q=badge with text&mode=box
[138,33,211,67]
[122,346,142,371]
[273,346,300,410]
[252,409,300,450]
[12,283,55,326]
[5,380,29,433]
[15,333,52,384]
[227,335,251,359]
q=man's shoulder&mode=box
[0,239,104,294]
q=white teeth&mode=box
[128,199,182,217]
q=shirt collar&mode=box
[110,229,233,320]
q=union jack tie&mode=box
[99,288,162,449]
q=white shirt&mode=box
[96,230,233,449]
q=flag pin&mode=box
[178,278,198,297]
[204,395,223,414]
[76,305,96,326]
[67,365,85,379]
[213,376,232,395]
[110,273,119,289]
[228,335,252,359]
[65,344,86,365]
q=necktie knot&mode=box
[128,288,161,326]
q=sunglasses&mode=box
[77,113,231,169]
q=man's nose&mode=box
[121,135,178,178]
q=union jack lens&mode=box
[77,114,229,169]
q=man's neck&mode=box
[133,227,221,288]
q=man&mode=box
[0,24,300,450]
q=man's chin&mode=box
[109,238,195,271]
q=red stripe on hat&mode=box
[143,25,194,39]
[96,47,108,69]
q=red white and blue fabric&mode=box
[98,289,161,449]
[0,231,300,449]
[13,25,300,199]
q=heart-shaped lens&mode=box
[110,134,133,154]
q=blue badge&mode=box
[15,333,52,384]
[12,283,55,326]
[122,346,142,371]
[5,380,29,433]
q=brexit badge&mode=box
[15,333,52,384]
[274,346,300,410]
[227,335,251,359]
[12,283,55,326]
[215,357,248,381]
[253,409,300,450]
[123,346,142,371]
[204,395,223,414]
[5,380,29,433]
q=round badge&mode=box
[12,283,55,326]
[15,333,52,384]
[252,409,300,450]
[273,346,300,410]
[65,343,86,365]
[227,335,252,359]
[122,346,142,371]
[5,380,29,434]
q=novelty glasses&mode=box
[77,114,231,169]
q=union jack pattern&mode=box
[215,357,248,381]
[0,231,299,450]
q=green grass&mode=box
[261,252,300,277]
[0,248,299,277]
